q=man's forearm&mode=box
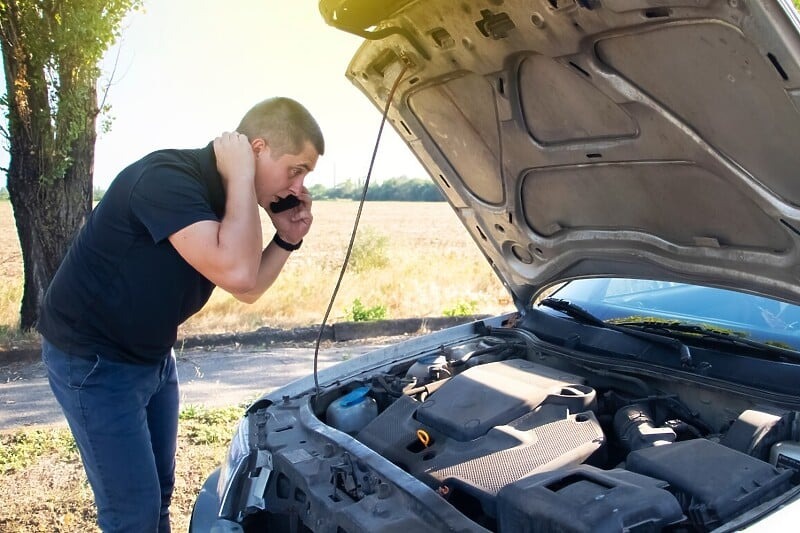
[230,238,294,303]
[216,178,263,286]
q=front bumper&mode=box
[189,468,241,533]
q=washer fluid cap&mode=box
[339,386,371,407]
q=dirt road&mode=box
[0,341,384,430]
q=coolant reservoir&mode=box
[326,386,378,435]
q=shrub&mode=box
[349,227,389,272]
[345,298,387,322]
[443,299,478,317]
[179,405,242,445]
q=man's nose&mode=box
[288,176,305,195]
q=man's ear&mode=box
[251,137,270,158]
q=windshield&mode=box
[542,278,800,352]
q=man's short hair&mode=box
[237,97,325,157]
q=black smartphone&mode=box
[269,195,301,213]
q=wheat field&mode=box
[0,200,513,343]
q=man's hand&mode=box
[214,132,255,187]
[228,189,313,303]
[267,186,313,245]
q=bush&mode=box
[178,405,241,445]
[349,227,389,272]
[344,298,387,322]
[443,299,478,317]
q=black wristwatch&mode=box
[272,233,302,252]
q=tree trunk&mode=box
[2,52,96,330]
[7,137,93,330]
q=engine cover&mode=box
[357,360,604,517]
[416,358,597,441]
[497,466,684,532]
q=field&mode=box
[0,199,512,347]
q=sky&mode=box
[3,0,428,189]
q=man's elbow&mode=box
[217,266,258,295]
[232,291,261,304]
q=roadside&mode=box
[1,339,392,430]
[0,315,487,430]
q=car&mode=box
[190,0,800,531]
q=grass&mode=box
[0,427,78,474]
[0,405,244,533]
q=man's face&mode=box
[253,139,319,209]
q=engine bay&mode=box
[234,327,800,532]
[320,334,800,531]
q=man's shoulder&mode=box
[130,143,217,195]
[140,142,215,176]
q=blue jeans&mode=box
[42,338,179,533]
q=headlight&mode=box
[216,416,251,517]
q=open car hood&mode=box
[321,0,800,311]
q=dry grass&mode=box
[0,199,512,345]
[0,201,26,343]
[0,407,241,533]
[183,200,512,335]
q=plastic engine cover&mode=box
[626,439,794,529]
[415,359,592,441]
[357,359,604,516]
[496,465,684,533]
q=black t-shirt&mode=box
[38,143,225,364]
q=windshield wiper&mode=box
[539,298,693,367]
[613,320,800,363]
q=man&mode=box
[37,97,324,532]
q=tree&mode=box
[0,0,140,329]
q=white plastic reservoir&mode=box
[326,386,378,435]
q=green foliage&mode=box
[308,183,329,199]
[311,177,444,202]
[795,0,800,11]
[366,176,444,201]
[443,299,478,317]
[92,187,106,201]
[0,428,78,474]
[0,187,8,200]
[0,0,142,185]
[179,405,242,446]
[344,298,387,322]
[349,226,389,272]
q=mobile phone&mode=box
[269,195,301,213]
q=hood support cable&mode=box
[312,64,409,406]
